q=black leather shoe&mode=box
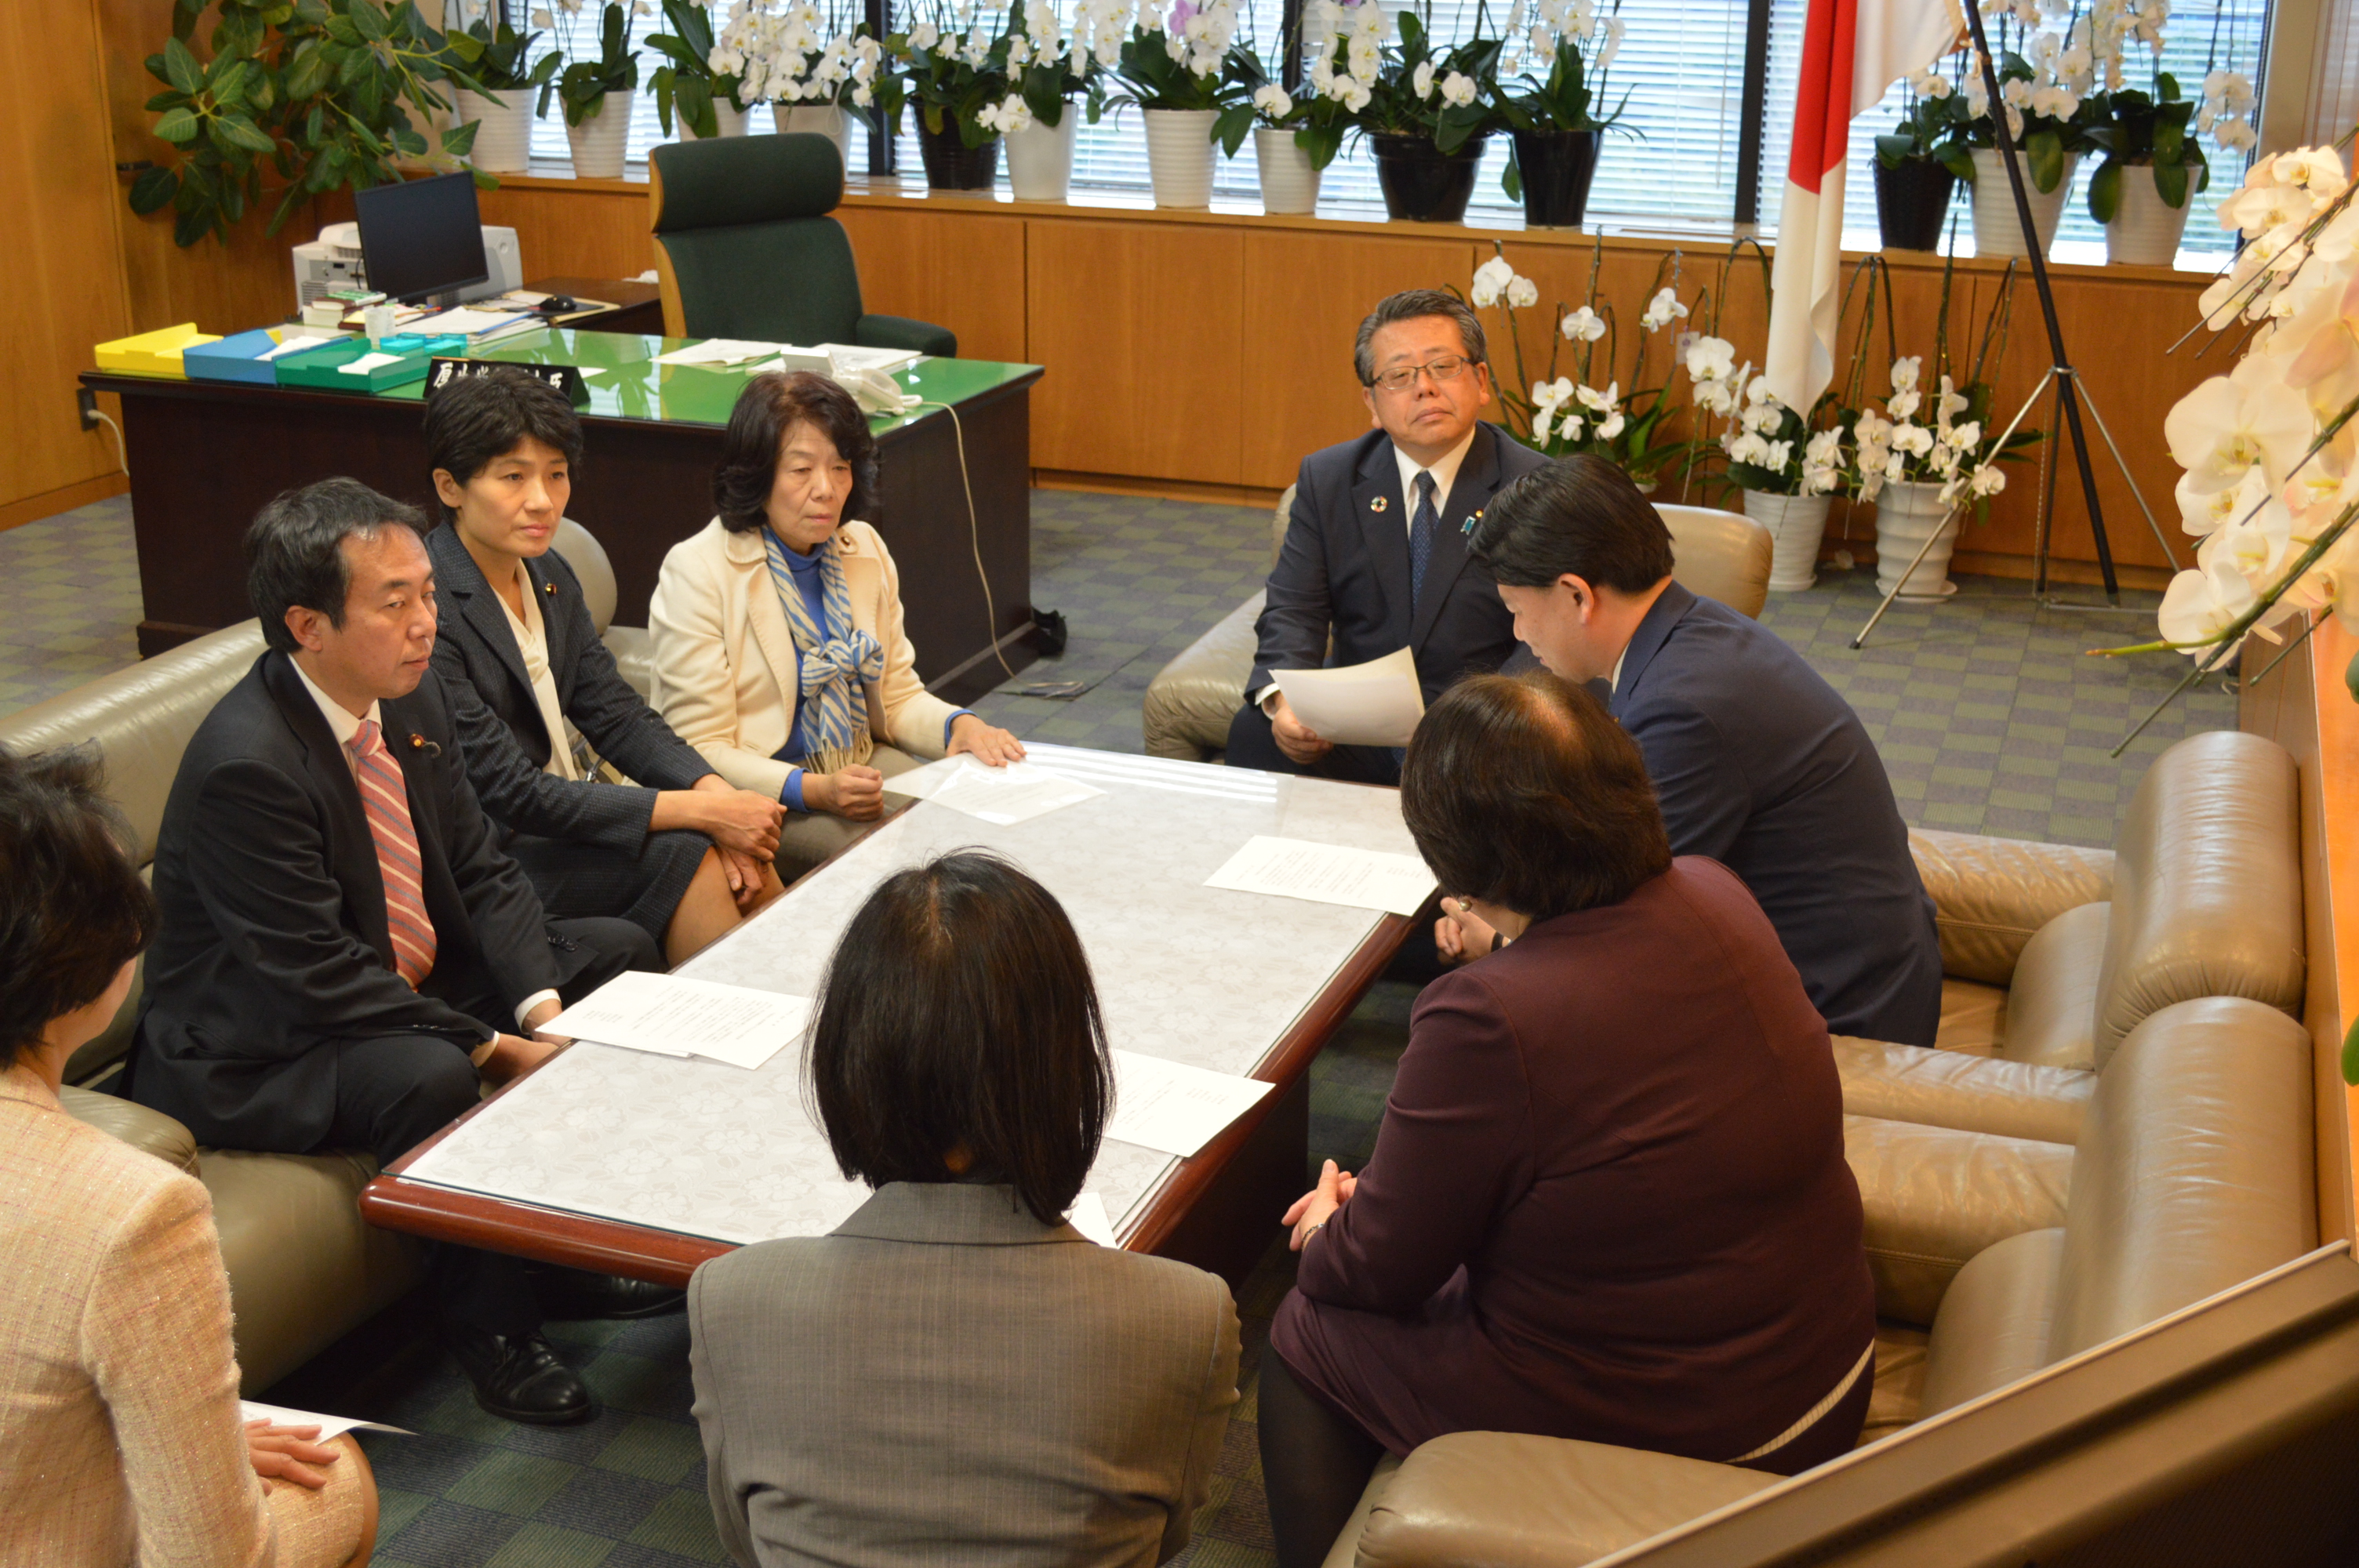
[445,1326,597,1425]
[528,1265,686,1322]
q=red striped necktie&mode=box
[347,718,437,989]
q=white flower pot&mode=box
[1005,112,1076,202]
[1969,147,2077,259]
[1874,480,1961,600]
[1743,489,1831,593]
[1143,108,1219,209]
[2104,164,2196,266]
[564,90,634,180]
[775,103,852,173]
[1255,125,1321,215]
[455,89,536,174]
[689,100,750,140]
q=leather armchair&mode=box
[1140,497,1773,763]
[1841,730,2304,1148]
[1,624,423,1393]
[1321,995,2317,1566]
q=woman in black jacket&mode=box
[423,367,787,964]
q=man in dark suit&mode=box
[1227,289,1550,784]
[1456,456,1944,1047]
[127,478,668,1425]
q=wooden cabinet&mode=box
[836,204,1027,364]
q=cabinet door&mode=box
[836,204,1028,365]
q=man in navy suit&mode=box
[1454,456,1943,1047]
[1227,289,1551,785]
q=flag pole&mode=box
[1961,0,2121,604]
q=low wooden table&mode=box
[358,747,1417,1289]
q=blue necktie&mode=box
[1408,470,1438,608]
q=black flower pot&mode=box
[1371,132,1489,223]
[1874,158,1957,252]
[1511,129,1600,228]
[917,117,1001,191]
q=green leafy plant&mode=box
[1111,7,1241,116]
[457,15,561,116]
[648,0,748,139]
[2086,72,2210,220]
[552,2,639,129]
[890,5,1014,147]
[1216,37,1349,166]
[1492,1,1633,201]
[131,0,492,248]
[1005,1,1110,130]
[1350,5,1503,155]
[1958,46,2103,194]
[1874,73,1974,179]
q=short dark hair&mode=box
[0,746,157,1071]
[421,365,584,522]
[245,478,427,654]
[1401,671,1671,922]
[1468,454,1676,595]
[807,851,1111,1225]
[1354,289,1489,387]
[711,371,878,533]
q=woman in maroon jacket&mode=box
[1260,670,1876,1568]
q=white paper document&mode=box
[546,971,812,1071]
[822,343,924,374]
[239,1399,412,1440]
[1270,645,1427,748]
[915,758,1105,826]
[258,332,337,361]
[336,352,405,375]
[1205,835,1436,917]
[1063,1192,1118,1247]
[405,307,536,336]
[1107,1050,1275,1158]
[653,338,781,367]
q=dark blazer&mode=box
[425,524,712,851]
[1271,858,1874,1464]
[1612,582,1943,1046]
[1250,423,1550,702]
[129,652,565,1152]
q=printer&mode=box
[292,222,523,308]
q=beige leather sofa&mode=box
[1141,492,1774,762]
[0,521,643,1395]
[1322,992,2317,1568]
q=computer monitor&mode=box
[352,172,489,306]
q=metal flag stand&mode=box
[1850,0,2183,650]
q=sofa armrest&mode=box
[1845,1114,2073,1327]
[853,314,957,357]
[1909,828,2115,986]
[1834,1036,2095,1146]
[1143,592,1263,761]
[60,1086,200,1175]
[1352,1432,1776,1568]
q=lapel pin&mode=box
[1462,508,1483,535]
[409,734,425,749]
[544,580,556,595]
[1371,495,1390,514]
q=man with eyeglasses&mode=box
[1226,289,1550,785]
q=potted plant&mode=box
[1002,0,1117,203]
[449,17,561,173]
[2085,69,2250,265]
[1219,24,1350,216]
[890,5,1015,191]
[547,0,640,180]
[1114,0,1243,210]
[1349,1,1503,223]
[751,1,871,167]
[1872,65,1972,251]
[1492,0,1629,228]
[1957,16,2105,258]
[648,0,753,139]
[129,0,493,246]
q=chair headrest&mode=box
[652,135,845,232]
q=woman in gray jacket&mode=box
[688,851,1241,1567]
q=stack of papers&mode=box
[543,971,812,1071]
[1107,1050,1274,1158]
[1270,646,1426,748]
[896,757,1105,826]
[653,339,782,368]
[336,352,406,375]
[1205,836,1436,916]
[405,307,540,339]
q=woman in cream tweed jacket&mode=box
[0,746,374,1567]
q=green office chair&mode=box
[647,134,956,356]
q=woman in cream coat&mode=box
[650,372,1023,870]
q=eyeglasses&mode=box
[1369,355,1474,393]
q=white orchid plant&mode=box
[889,1,1021,147]
[536,0,644,127]
[1218,8,1356,168]
[711,0,878,112]
[1113,0,1245,114]
[1491,0,1630,201]
[1848,356,2014,509]
[1346,0,1504,156]
[1467,241,1706,488]
[1001,0,1118,129]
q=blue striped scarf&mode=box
[762,528,882,771]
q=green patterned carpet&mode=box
[0,488,2232,1566]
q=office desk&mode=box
[81,331,1041,692]
[359,746,1417,1289]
